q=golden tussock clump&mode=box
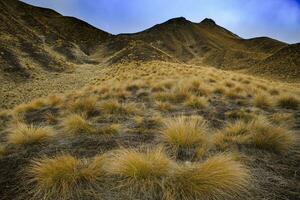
[61,114,94,134]
[184,96,209,109]
[14,99,47,114]
[7,123,54,145]
[106,148,175,198]
[97,123,121,135]
[170,154,250,200]
[99,100,139,115]
[253,93,273,108]
[154,101,174,112]
[213,117,295,152]
[68,96,98,115]
[269,113,295,128]
[160,116,209,151]
[276,95,299,109]
[27,155,106,199]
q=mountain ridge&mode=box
[1,0,299,81]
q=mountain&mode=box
[0,0,299,82]
[0,0,111,80]
[252,43,300,79]
[119,17,288,69]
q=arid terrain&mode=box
[0,0,299,200]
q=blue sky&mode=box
[21,0,300,43]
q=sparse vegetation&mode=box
[170,154,250,199]
[160,116,209,154]
[8,123,54,145]
[276,95,299,109]
[214,117,295,152]
[61,114,94,134]
[27,155,106,199]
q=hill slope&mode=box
[0,0,111,80]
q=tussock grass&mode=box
[155,101,174,112]
[253,93,273,108]
[107,148,175,197]
[46,95,63,107]
[133,115,163,130]
[214,117,295,152]
[61,114,94,134]
[8,123,54,145]
[0,144,6,157]
[187,80,210,96]
[276,95,299,109]
[68,96,98,115]
[160,116,209,151]
[27,155,106,199]
[269,113,295,128]
[184,96,208,109]
[225,110,255,122]
[14,99,46,114]
[97,124,121,135]
[170,154,250,200]
[99,100,139,115]
[250,118,295,152]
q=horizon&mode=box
[21,0,300,44]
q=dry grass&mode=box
[14,99,46,114]
[61,114,94,134]
[155,101,174,112]
[7,123,54,145]
[170,154,250,200]
[160,116,209,151]
[99,100,139,115]
[97,124,121,135]
[27,155,106,199]
[253,93,273,108]
[269,113,295,128]
[184,96,209,109]
[133,115,163,130]
[107,148,175,198]
[68,96,98,115]
[0,144,6,157]
[214,117,295,152]
[276,95,299,109]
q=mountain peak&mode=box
[165,17,190,24]
[200,18,216,26]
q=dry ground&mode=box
[0,61,299,200]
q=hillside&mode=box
[122,17,287,69]
[252,43,300,79]
[0,0,299,111]
[0,1,300,200]
[0,0,111,81]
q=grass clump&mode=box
[184,96,208,109]
[160,116,209,156]
[0,144,6,157]
[99,100,138,115]
[170,154,250,200]
[107,148,174,198]
[155,101,174,112]
[253,93,273,108]
[97,124,121,135]
[27,155,106,199]
[214,117,295,152]
[61,114,94,134]
[276,95,299,109]
[68,96,98,115]
[8,123,54,145]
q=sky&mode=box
[21,0,300,44]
